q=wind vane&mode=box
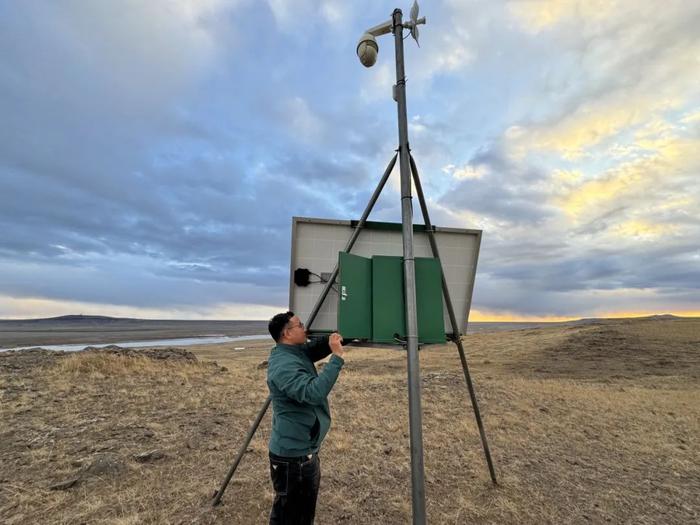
[406,0,425,45]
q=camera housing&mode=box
[356,33,378,68]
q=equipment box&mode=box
[338,252,445,344]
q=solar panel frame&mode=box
[289,216,482,337]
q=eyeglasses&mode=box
[286,321,305,331]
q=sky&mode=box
[1,0,699,321]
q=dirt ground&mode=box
[0,317,698,524]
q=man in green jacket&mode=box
[266,311,345,525]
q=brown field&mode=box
[0,317,698,524]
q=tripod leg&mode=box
[211,154,399,505]
[451,337,497,484]
[212,396,271,506]
[409,154,498,485]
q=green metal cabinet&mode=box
[337,252,445,344]
[337,252,372,339]
[414,257,445,343]
[372,256,406,342]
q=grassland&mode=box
[0,317,698,524]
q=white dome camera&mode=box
[356,33,378,68]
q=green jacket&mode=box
[267,336,345,457]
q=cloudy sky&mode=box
[1,0,698,321]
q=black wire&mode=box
[308,271,339,294]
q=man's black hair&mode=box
[268,311,295,342]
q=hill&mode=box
[16,314,133,323]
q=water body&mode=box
[0,334,269,353]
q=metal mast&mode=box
[392,8,427,524]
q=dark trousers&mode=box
[269,451,321,525]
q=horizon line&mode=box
[1,312,698,323]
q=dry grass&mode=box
[50,351,218,381]
[1,317,699,524]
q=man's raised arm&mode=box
[302,332,345,362]
[301,335,332,362]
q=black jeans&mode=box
[269,451,321,525]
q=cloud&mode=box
[554,126,700,234]
[0,253,287,310]
[506,0,615,33]
[1,1,698,320]
[438,141,559,225]
[265,0,353,34]
[282,96,326,144]
[0,294,280,321]
[443,163,488,180]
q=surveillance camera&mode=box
[356,33,378,67]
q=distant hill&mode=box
[47,315,126,322]
[15,315,135,323]
[571,314,682,325]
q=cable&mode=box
[308,271,339,294]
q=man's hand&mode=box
[329,332,344,358]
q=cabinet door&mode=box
[372,256,406,343]
[416,257,446,343]
[337,252,372,339]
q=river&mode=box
[0,334,270,352]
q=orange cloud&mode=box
[507,0,614,32]
[469,308,700,322]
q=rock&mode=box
[84,453,126,476]
[134,449,165,463]
[48,456,120,490]
[95,346,199,362]
[49,477,80,490]
[257,360,268,370]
